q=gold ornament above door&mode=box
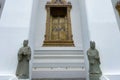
[43,0,74,47]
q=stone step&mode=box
[32,67,86,79]
[33,58,84,64]
[34,50,84,55]
[32,49,86,79]
[33,50,85,69]
[34,55,84,59]
[33,58,84,67]
[33,62,85,68]
[32,67,85,71]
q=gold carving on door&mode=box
[43,0,74,46]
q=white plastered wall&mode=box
[85,0,120,75]
[0,0,120,79]
[0,0,33,76]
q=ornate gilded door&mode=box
[43,0,74,46]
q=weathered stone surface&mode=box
[16,40,31,79]
[87,41,102,80]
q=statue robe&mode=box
[16,46,31,79]
[87,48,102,75]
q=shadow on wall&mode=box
[0,0,6,18]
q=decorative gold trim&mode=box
[43,0,74,47]
[116,1,120,16]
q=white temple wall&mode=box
[0,0,33,75]
[0,0,120,78]
[78,0,90,79]
[85,0,120,75]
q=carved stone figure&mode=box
[16,40,31,79]
[87,41,102,80]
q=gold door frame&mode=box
[43,0,74,46]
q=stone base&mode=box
[16,76,29,80]
[89,74,102,80]
[90,77,100,80]
[43,40,74,47]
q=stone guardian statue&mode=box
[87,41,102,80]
[16,40,31,79]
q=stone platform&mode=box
[32,48,86,79]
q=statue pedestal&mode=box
[89,74,102,80]
[89,75,109,80]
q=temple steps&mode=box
[32,49,86,79]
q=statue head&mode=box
[90,41,95,49]
[23,40,28,47]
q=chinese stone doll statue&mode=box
[16,40,31,79]
[87,41,102,80]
